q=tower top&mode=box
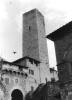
[23,8,44,17]
[46,21,72,41]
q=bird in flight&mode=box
[13,51,17,54]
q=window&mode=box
[51,78,55,82]
[29,59,33,64]
[29,26,31,31]
[45,78,47,83]
[54,92,61,99]
[43,20,45,26]
[29,69,34,75]
[5,78,9,85]
[31,86,34,92]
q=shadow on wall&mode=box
[25,83,61,100]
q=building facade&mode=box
[47,21,72,83]
[50,68,58,82]
[0,59,39,100]
[0,9,52,100]
[0,56,51,100]
[47,21,72,100]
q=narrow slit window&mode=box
[29,69,34,75]
[29,26,31,31]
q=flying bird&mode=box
[13,51,17,54]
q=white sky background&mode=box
[0,0,72,69]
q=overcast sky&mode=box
[0,0,72,69]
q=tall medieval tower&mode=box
[22,9,49,63]
[0,9,51,100]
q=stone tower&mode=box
[0,9,51,100]
[23,9,49,63]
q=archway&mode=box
[11,89,23,100]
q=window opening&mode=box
[29,69,34,75]
[29,26,31,31]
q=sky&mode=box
[0,0,72,69]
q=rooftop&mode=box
[23,8,44,17]
[2,60,28,69]
[13,56,40,64]
[46,21,72,41]
[50,68,57,72]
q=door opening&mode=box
[11,89,23,100]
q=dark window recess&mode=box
[25,73,28,78]
[51,78,55,82]
[45,78,47,83]
[31,86,34,92]
[29,59,33,64]
[5,78,9,84]
[29,69,34,75]
[29,26,31,31]
[43,20,45,26]
[35,61,39,66]
[54,92,61,99]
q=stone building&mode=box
[0,59,40,100]
[50,68,58,82]
[0,9,52,100]
[47,21,72,100]
[47,21,72,83]
[25,81,61,100]
[22,8,51,83]
[0,56,51,100]
[23,9,49,63]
